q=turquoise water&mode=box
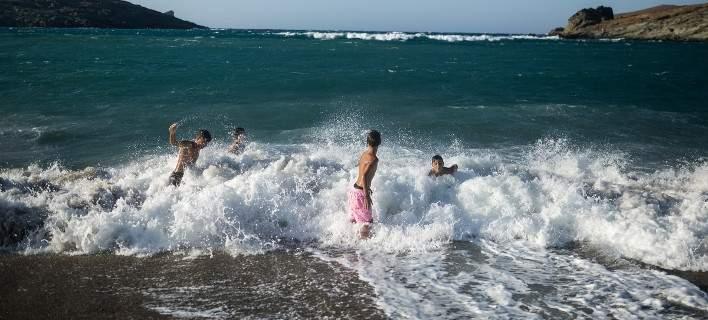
[1,28,706,168]
[1,28,708,318]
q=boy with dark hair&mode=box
[168,123,212,186]
[228,127,247,154]
[428,155,458,177]
[348,130,381,239]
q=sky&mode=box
[131,0,702,33]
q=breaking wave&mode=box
[0,125,706,271]
[274,31,560,42]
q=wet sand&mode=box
[1,244,706,319]
[0,251,386,319]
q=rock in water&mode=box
[553,4,708,41]
[0,0,206,29]
[566,6,614,32]
[548,27,565,37]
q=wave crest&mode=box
[275,31,560,42]
[0,137,706,271]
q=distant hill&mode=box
[550,3,708,41]
[0,0,206,29]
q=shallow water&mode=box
[318,241,708,319]
[1,243,706,319]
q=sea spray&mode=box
[1,136,706,272]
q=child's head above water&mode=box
[367,130,381,147]
[432,154,444,169]
[233,127,246,137]
[195,129,212,146]
[429,154,457,176]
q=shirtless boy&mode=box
[168,123,212,186]
[428,155,458,177]
[228,127,247,154]
[348,130,381,239]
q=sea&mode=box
[0,28,707,319]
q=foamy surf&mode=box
[1,134,706,272]
[274,31,560,42]
[313,240,707,319]
[2,130,707,318]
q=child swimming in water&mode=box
[228,127,247,154]
[428,154,457,177]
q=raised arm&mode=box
[169,123,178,146]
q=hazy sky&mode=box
[131,0,701,33]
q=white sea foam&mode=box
[0,131,706,272]
[274,31,560,42]
[313,240,708,319]
[2,126,707,317]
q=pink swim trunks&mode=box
[348,187,373,224]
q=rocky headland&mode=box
[0,0,206,29]
[550,3,708,41]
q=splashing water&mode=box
[1,132,706,274]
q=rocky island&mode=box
[0,0,206,29]
[550,3,708,41]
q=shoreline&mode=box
[0,250,386,319]
[3,242,706,292]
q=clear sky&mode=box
[131,0,702,33]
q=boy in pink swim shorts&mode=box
[348,186,373,224]
[348,130,381,239]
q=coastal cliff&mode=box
[0,0,206,29]
[551,4,708,41]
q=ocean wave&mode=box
[0,133,706,271]
[274,31,560,42]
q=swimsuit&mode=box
[169,142,198,186]
[348,183,373,224]
[169,171,184,186]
